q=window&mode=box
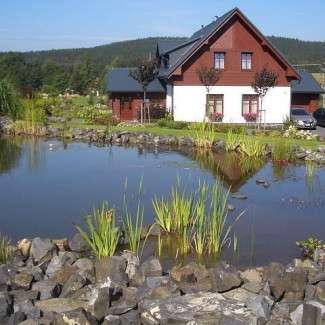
[242,95,258,115]
[214,52,225,70]
[207,94,224,116]
[241,52,252,70]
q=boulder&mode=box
[95,256,128,286]
[102,314,121,325]
[263,263,286,300]
[309,271,325,285]
[69,233,89,253]
[60,273,87,298]
[282,270,307,302]
[13,272,33,290]
[0,265,12,286]
[6,311,26,325]
[53,308,98,325]
[315,281,325,302]
[35,298,87,314]
[139,292,262,324]
[30,238,56,263]
[74,258,95,283]
[170,262,212,293]
[52,238,69,252]
[10,289,39,303]
[209,263,242,293]
[13,299,41,320]
[120,251,140,281]
[108,287,138,315]
[31,279,61,300]
[140,256,162,277]
[17,239,32,258]
[0,291,12,320]
[51,265,78,285]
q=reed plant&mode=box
[193,182,208,255]
[122,178,144,255]
[272,141,292,162]
[75,202,120,258]
[153,196,172,232]
[225,130,241,151]
[240,136,265,157]
[0,235,12,264]
[194,123,216,148]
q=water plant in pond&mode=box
[194,123,216,148]
[122,178,144,255]
[272,141,292,163]
[153,196,173,233]
[0,235,13,264]
[193,182,209,255]
[305,160,317,192]
[75,202,120,258]
[296,237,323,259]
[225,130,241,151]
[240,136,265,157]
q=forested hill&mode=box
[19,36,325,70]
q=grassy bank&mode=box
[47,121,322,150]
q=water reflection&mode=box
[0,137,22,174]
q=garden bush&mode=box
[0,80,22,120]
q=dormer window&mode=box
[214,52,225,70]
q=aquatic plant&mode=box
[305,160,316,178]
[75,202,120,258]
[193,182,208,255]
[207,181,244,255]
[240,136,265,157]
[0,235,13,264]
[296,237,323,259]
[272,141,292,163]
[122,178,144,255]
[225,130,241,151]
[194,123,216,148]
[153,196,173,233]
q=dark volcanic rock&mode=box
[140,256,162,277]
[69,233,89,253]
[31,279,61,300]
[30,238,56,263]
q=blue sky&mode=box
[0,0,324,52]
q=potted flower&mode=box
[243,112,257,122]
[209,112,223,122]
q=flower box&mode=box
[243,112,257,122]
[209,112,223,122]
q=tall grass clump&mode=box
[208,181,244,255]
[194,123,216,148]
[122,178,144,255]
[225,130,241,151]
[0,80,22,120]
[240,136,265,157]
[272,141,292,163]
[0,235,13,264]
[75,202,120,258]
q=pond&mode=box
[1,136,325,267]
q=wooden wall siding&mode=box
[109,92,166,120]
[172,16,292,87]
[291,93,320,113]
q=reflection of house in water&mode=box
[178,147,266,192]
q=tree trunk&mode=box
[141,90,146,124]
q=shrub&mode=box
[75,202,120,258]
[156,118,188,129]
[0,80,22,120]
[296,237,323,258]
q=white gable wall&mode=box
[172,85,291,123]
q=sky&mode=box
[0,0,324,52]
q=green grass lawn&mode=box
[48,121,322,149]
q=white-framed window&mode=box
[241,52,252,70]
[214,52,225,70]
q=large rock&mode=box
[0,291,12,320]
[263,263,286,300]
[13,299,41,320]
[71,285,111,320]
[35,298,87,314]
[69,233,89,253]
[60,273,87,298]
[30,238,56,263]
[31,279,61,300]
[73,258,95,283]
[13,272,33,290]
[315,281,325,302]
[140,256,162,277]
[139,292,262,324]
[51,265,78,285]
[120,251,140,281]
[291,301,325,325]
[17,239,32,258]
[209,263,242,293]
[170,262,212,293]
[282,270,307,302]
[53,308,98,325]
[95,256,128,286]
[46,252,77,278]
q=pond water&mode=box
[1,136,325,267]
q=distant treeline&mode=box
[0,36,324,96]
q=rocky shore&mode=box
[0,234,325,324]
[1,116,325,164]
